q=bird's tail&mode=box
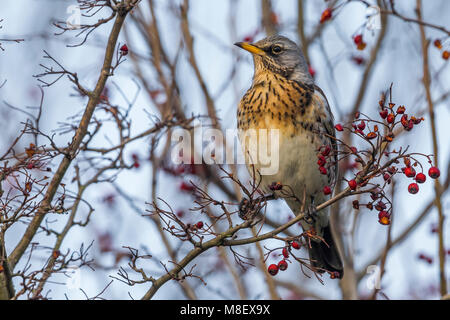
[308,224,343,278]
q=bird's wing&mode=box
[314,85,338,182]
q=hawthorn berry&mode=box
[352,200,360,210]
[415,173,426,183]
[291,241,300,250]
[353,34,363,45]
[196,221,204,229]
[396,105,406,114]
[335,124,344,131]
[375,201,386,211]
[120,44,129,55]
[401,114,409,128]
[269,181,283,191]
[379,110,388,119]
[386,113,395,124]
[408,183,419,194]
[308,65,316,77]
[323,185,332,195]
[352,56,365,65]
[317,155,326,166]
[404,166,416,178]
[357,121,366,130]
[321,145,331,156]
[268,264,279,276]
[278,260,288,271]
[319,166,327,175]
[348,179,357,190]
[434,39,442,49]
[320,8,332,23]
[378,211,391,225]
[282,247,289,258]
[428,167,440,179]
[443,50,449,60]
[179,182,195,192]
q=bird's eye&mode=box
[271,45,282,54]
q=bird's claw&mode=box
[304,203,317,225]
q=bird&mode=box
[235,35,343,278]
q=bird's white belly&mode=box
[240,129,329,206]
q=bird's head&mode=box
[235,35,313,86]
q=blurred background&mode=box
[0,0,449,299]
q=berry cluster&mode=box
[267,241,300,276]
[330,98,440,226]
[433,39,449,60]
[353,34,366,51]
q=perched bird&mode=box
[235,35,343,277]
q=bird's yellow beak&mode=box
[234,42,265,56]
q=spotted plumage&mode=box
[235,35,343,277]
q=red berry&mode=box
[120,44,129,55]
[357,121,366,130]
[401,114,409,128]
[434,39,442,49]
[353,34,363,45]
[375,201,386,211]
[282,247,289,258]
[378,211,391,225]
[268,264,279,276]
[428,167,440,179]
[323,185,332,195]
[379,110,388,119]
[308,65,316,77]
[321,145,331,156]
[404,166,416,178]
[291,241,300,250]
[443,50,449,60]
[408,183,419,194]
[319,166,327,175]
[383,173,391,181]
[176,210,184,218]
[415,173,426,183]
[320,8,332,23]
[396,106,406,114]
[352,56,365,65]
[196,221,204,229]
[348,179,357,190]
[269,181,283,191]
[317,155,326,166]
[335,124,343,132]
[179,182,195,192]
[386,113,395,124]
[405,120,414,131]
[278,260,288,271]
